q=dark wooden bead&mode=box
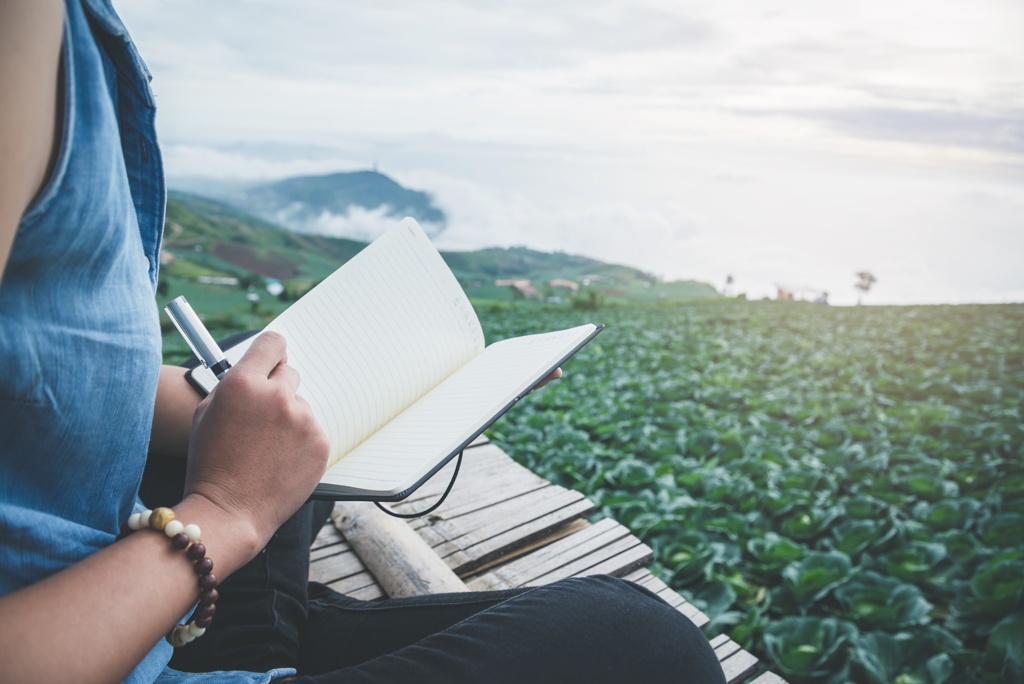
[195,557,214,575]
[199,588,219,605]
[195,615,213,628]
[186,543,206,561]
[199,573,217,590]
[196,602,217,618]
[171,533,190,550]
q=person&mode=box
[0,1,726,682]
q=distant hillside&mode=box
[238,170,446,239]
[160,192,719,304]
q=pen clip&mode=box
[164,296,232,379]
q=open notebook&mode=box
[187,219,602,500]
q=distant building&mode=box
[548,279,580,291]
[197,276,241,286]
[495,279,539,299]
[775,283,827,302]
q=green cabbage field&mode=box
[482,301,1024,683]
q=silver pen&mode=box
[164,296,232,379]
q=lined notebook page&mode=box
[259,220,485,465]
[320,324,597,495]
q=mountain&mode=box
[160,192,719,304]
[238,170,446,240]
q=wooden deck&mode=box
[310,438,779,683]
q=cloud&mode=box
[761,107,1024,156]
[292,206,443,242]
[162,144,366,181]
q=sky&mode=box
[118,0,1024,305]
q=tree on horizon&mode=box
[854,271,878,305]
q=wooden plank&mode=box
[310,548,372,585]
[311,523,344,551]
[750,673,788,684]
[443,495,595,573]
[448,497,593,576]
[310,539,351,562]
[714,638,742,661]
[399,467,551,521]
[405,479,552,524]
[325,570,384,601]
[469,518,626,587]
[709,634,730,650]
[411,486,591,563]
[556,541,652,582]
[394,444,524,505]
[437,486,590,547]
[721,650,759,684]
[466,518,591,577]
[466,524,652,591]
[345,583,386,602]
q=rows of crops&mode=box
[481,301,1024,683]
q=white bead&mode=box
[168,626,188,647]
[164,520,184,537]
[127,513,144,531]
[183,524,202,542]
[139,509,152,527]
[187,623,206,637]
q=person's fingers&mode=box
[269,362,301,396]
[232,331,287,377]
[531,367,563,392]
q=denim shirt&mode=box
[0,1,292,682]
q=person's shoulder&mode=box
[0,0,66,282]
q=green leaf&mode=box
[832,519,898,558]
[845,495,890,520]
[881,542,948,583]
[606,458,656,488]
[748,532,805,575]
[665,530,721,584]
[980,513,1024,548]
[985,612,1024,671]
[914,499,981,532]
[782,551,853,604]
[763,616,857,683]
[779,505,843,542]
[835,572,934,630]
[851,632,910,684]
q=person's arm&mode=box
[0,333,331,684]
[150,365,203,459]
[0,0,64,285]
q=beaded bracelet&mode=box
[125,507,219,647]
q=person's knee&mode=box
[547,576,725,683]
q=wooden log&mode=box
[332,502,468,598]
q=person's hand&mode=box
[183,331,329,550]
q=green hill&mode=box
[158,191,719,316]
[241,170,446,234]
